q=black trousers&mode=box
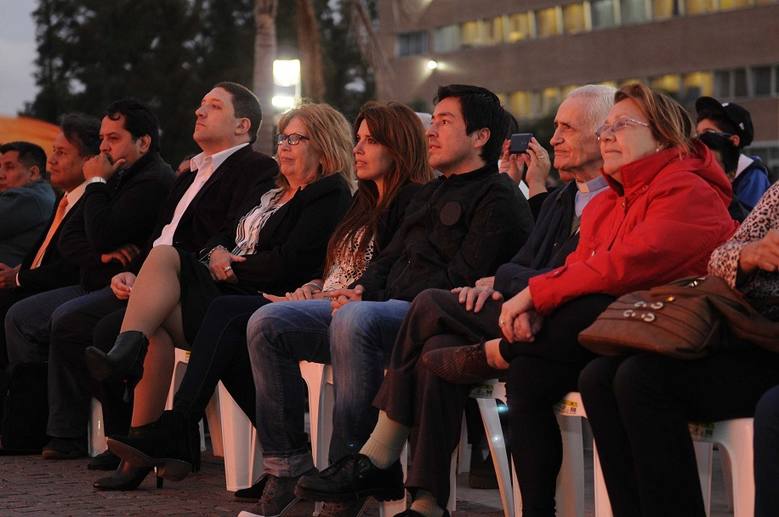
[503,294,613,517]
[374,288,503,508]
[579,348,779,517]
[171,295,267,423]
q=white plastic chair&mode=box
[299,361,459,516]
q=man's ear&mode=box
[729,134,741,148]
[28,165,41,181]
[137,135,152,154]
[236,118,251,137]
[472,127,490,150]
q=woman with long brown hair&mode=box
[100,102,432,502]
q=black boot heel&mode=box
[155,458,193,481]
[85,331,149,382]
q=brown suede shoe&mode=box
[421,342,504,384]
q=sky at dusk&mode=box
[0,1,38,116]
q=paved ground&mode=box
[0,447,733,516]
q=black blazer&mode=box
[210,173,353,296]
[15,194,85,293]
[149,145,279,257]
[58,152,175,291]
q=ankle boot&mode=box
[93,424,162,491]
[85,331,148,382]
[106,410,201,482]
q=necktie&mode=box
[31,196,69,269]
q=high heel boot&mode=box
[107,410,201,483]
[85,331,149,382]
[93,424,162,491]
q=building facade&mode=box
[376,0,779,177]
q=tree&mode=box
[252,0,277,155]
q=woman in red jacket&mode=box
[432,83,737,517]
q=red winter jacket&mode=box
[528,141,738,315]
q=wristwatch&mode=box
[87,177,107,184]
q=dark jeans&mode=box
[755,384,779,517]
[503,294,613,517]
[579,349,779,517]
[171,295,266,422]
[246,299,409,477]
[374,288,503,508]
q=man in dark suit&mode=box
[39,82,278,462]
[0,114,100,369]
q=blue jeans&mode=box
[246,298,410,477]
[5,284,86,365]
[755,384,779,517]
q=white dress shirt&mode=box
[153,142,249,247]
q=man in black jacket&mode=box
[233,84,531,517]
[39,82,278,461]
[294,85,615,517]
[0,114,100,368]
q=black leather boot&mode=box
[85,331,148,382]
[93,424,162,490]
[106,410,201,482]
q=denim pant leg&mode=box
[5,285,86,365]
[328,299,410,462]
[246,299,333,477]
[752,385,779,517]
[47,287,126,438]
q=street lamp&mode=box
[272,59,301,112]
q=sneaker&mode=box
[318,498,368,517]
[295,454,404,502]
[41,437,87,460]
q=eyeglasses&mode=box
[595,117,650,141]
[276,133,310,146]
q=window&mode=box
[650,74,682,95]
[542,87,562,115]
[397,31,427,56]
[752,66,773,96]
[505,13,533,42]
[535,7,561,38]
[621,0,649,23]
[489,16,505,44]
[733,68,748,97]
[652,0,680,18]
[563,3,588,33]
[591,0,617,28]
[683,72,714,97]
[460,21,480,47]
[714,70,731,97]
[509,91,533,118]
[684,0,716,15]
[719,0,752,9]
[433,25,460,53]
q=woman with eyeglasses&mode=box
[428,83,738,517]
[85,102,354,490]
[94,102,433,496]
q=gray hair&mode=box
[565,84,617,132]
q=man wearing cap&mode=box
[695,96,771,215]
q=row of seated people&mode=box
[1,80,777,517]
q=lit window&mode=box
[461,21,479,47]
[490,16,505,44]
[650,74,682,95]
[683,72,714,97]
[591,0,617,28]
[506,13,533,42]
[719,0,751,9]
[509,91,533,118]
[684,0,716,15]
[652,0,680,19]
[433,25,460,53]
[561,84,581,98]
[397,31,428,57]
[542,87,562,115]
[536,7,561,38]
[563,3,587,33]
[752,66,772,96]
[621,0,649,23]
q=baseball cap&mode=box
[695,96,754,147]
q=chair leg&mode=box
[556,415,585,517]
[218,382,262,492]
[592,443,613,517]
[714,419,754,517]
[88,398,107,457]
[477,397,514,517]
[693,441,714,517]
